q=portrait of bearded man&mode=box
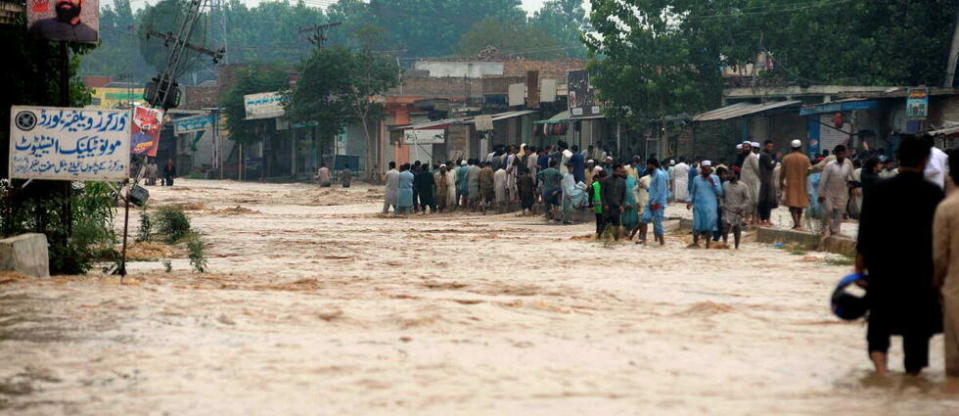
[28,0,98,43]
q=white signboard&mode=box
[9,106,131,181]
[404,129,445,144]
[244,91,288,120]
[819,114,850,152]
[173,114,215,134]
[541,79,557,103]
[473,115,494,131]
[508,83,526,107]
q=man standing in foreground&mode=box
[602,164,627,240]
[687,161,723,248]
[934,149,959,377]
[382,161,399,214]
[858,138,943,376]
[639,158,669,246]
[757,140,778,226]
[538,160,564,221]
[780,140,812,230]
[818,145,855,236]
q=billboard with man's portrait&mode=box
[27,0,99,43]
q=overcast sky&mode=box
[109,0,552,14]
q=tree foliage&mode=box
[455,16,566,60]
[219,65,289,145]
[286,46,400,143]
[138,0,210,75]
[586,0,959,129]
[530,0,589,58]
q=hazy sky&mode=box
[110,0,552,14]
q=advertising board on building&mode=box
[567,70,600,117]
[173,114,215,134]
[404,129,445,144]
[244,91,288,120]
[27,0,99,43]
[131,106,163,157]
[9,106,130,181]
[907,88,929,119]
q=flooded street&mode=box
[2,179,958,415]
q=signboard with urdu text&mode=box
[404,129,445,144]
[9,105,130,181]
[244,91,288,120]
[173,114,215,134]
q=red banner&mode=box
[131,106,163,157]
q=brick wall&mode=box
[502,59,586,81]
[182,86,220,110]
[385,76,484,98]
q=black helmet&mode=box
[831,273,869,321]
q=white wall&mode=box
[414,61,504,78]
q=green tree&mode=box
[219,65,289,145]
[81,0,153,80]
[138,0,210,74]
[287,46,399,170]
[455,16,566,59]
[586,0,959,131]
[530,0,588,58]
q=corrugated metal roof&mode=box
[693,100,801,122]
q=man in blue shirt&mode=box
[640,158,669,246]
[570,145,586,183]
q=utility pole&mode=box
[143,0,224,110]
[945,5,959,88]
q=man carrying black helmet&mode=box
[856,136,944,376]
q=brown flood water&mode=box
[1,179,958,415]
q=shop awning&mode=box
[534,110,570,124]
[799,98,881,116]
[693,100,801,122]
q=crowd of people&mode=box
[361,133,959,378]
[378,141,678,245]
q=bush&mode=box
[136,208,153,242]
[187,232,207,273]
[1,181,117,274]
[155,206,191,243]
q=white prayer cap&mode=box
[736,144,743,150]
[593,166,603,173]
[460,160,467,166]
[701,160,712,167]
[669,160,675,166]
[440,164,447,169]
[587,159,595,164]
[742,140,751,145]
[791,139,802,148]
[751,141,760,148]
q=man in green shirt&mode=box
[592,169,607,237]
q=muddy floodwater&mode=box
[2,179,958,414]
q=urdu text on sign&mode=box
[9,106,131,181]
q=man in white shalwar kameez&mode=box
[740,141,762,223]
[672,158,690,202]
[818,145,855,235]
[383,161,400,214]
